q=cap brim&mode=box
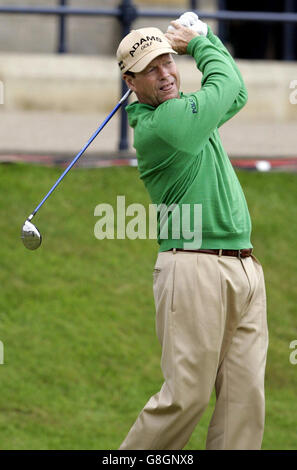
[128,47,177,73]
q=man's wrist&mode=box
[186,35,207,55]
[206,24,214,40]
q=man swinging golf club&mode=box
[116,13,268,450]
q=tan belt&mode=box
[169,248,253,258]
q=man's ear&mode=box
[123,74,136,93]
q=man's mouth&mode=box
[160,82,174,92]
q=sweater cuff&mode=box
[206,24,215,41]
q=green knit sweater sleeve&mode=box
[206,26,248,127]
[154,36,241,154]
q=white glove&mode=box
[167,11,208,37]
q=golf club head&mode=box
[21,219,42,250]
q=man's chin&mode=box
[159,89,180,104]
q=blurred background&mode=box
[0,0,296,157]
[0,0,296,450]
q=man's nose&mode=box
[158,66,170,79]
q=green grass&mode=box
[0,163,296,450]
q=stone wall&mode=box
[0,51,296,121]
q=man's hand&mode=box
[167,12,208,37]
[165,21,199,55]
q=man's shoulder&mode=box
[155,93,199,119]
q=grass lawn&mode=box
[0,163,296,450]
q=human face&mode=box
[124,54,180,107]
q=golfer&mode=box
[116,16,268,450]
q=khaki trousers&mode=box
[119,251,269,450]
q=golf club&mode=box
[21,88,132,250]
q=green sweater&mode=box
[126,27,252,251]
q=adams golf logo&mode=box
[129,35,162,57]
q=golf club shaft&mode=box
[27,88,132,221]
